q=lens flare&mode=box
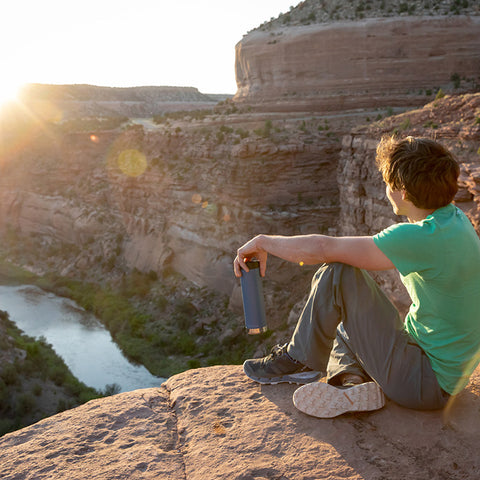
[442,346,480,424]
[117,149,147,177]
[90,134,99,143]
[192,193,202,204]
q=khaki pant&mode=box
[287,263,449,410]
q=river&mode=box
[0,285,165,393]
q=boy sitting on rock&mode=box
[233,136,480,418]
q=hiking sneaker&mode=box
[243,344,323,385]
[293,381,385,418]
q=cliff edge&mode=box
[1,364,479,479]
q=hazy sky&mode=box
[1,0,296,100]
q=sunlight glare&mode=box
[0,79,23,111]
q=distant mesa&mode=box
[234,1,480,112]
[17,84,233,119]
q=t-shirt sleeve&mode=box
[373,222,437,277]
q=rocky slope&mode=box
[235,2,480,111]
[266,0,480,27]
[1,364,479,479]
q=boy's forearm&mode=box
[256,234,328,265]
[256,234,395,271]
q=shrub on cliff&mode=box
[254,120,273,138]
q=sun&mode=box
[0,79,23,110]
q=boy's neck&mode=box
[407,206,436,223]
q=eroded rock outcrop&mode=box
[1,365,479,479]
[235,15,480,111]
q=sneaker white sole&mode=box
[293,381,385,418]
[243,361,322,385]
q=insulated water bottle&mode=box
[240,260,267,334]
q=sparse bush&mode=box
[57,399,68,413]
[32,383,43,396]
[219,125,233,134]
[102,383,121,396]
[187,359,201,369]
[0,418,15,437]
[17,394,35,416]
[0,379,8,409]
[49,366,67,386]
[1,363,19,386]
[299,120,308,133]
[451,73,461,89]
[254,120,273,138]
[235,128,249,139]
[216,131,225,144]
[400,118,411,130]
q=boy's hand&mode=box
[233,235,267,278]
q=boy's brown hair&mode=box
[376,136,459,210]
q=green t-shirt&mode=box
[373,203,480,395]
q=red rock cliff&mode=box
[234,16,480,111]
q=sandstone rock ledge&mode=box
[1,365,479,479]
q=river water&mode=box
[0,285,165,393]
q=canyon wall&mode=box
[0,116,342,302]
[234,16,480,111]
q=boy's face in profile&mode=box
[386,185,407,216]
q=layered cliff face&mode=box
[0,112,343,305]
[235,15,480,112]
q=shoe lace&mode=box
[269,343,288,358]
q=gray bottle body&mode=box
[240,260,267,334]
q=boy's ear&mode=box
[401,190,407,200]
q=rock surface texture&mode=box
[1,364,479,479]
[235,16,480,111]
